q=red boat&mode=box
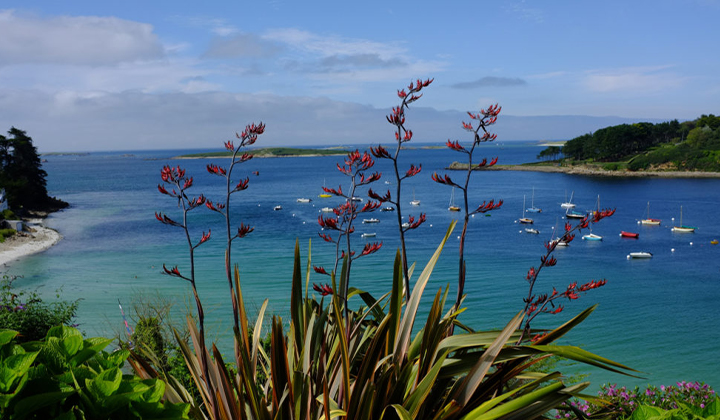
[620,231,639,239]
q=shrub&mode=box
[0,326,190,419]
[0,276,79,342]
[0,229,15,243]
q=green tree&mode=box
[0,127,67,212]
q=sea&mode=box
[4,142,720,391]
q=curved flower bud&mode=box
[359,242,382,256]
[233,178,250,192]
[446,140,466,152]
[370,145,391,159]
[162,264,183,278]
[236,223,254,238]
[313,282,333,294]
[368,188,391,202]
[405,164,421,178]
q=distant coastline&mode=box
[446,162,720,178]
[173,147,350,159]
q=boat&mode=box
[318,179,332,198]
[627,252,653,259]
[671,206,696,233]
[518,195,533,224]
[525,228,540,234]
[526,187,542,213]
[620,231,639,239]
[550,219,569,246]
[381,206,395,212]
[401,222,410,228]
[361,232,376,238]
[410,189,420,206]
[565,209,585,219]
[296,198,312,203]
[321,207,334,213]
[582,233,602,241]
[362,218,380,224]
[712,240,719,245]
[582,195,603,240]
[273,205,282,211]
[560,191,576,209]
[640,202,661,225]
[448,188,461,212]
[351,196,363,202]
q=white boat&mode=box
[410,189,420,206]
[351,196,363,202]
[582,233,602,241]
[321,207,334,213]
[362,218,380,224]
[671,206,695,233]
[526,187,542,213]
[273,205,282,211]
[518,195,533,224]
[640,201,661,225]
[582,195,603,240]
[361,232,377,238]
[525,228,540,234]
[627,252,653,259]
[448,188,461,212]
[561,191,576,209]
[381,206,395,212]
[296,198,311,203]
[401,222,410,228]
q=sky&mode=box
[0,0,718,152]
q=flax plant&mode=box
[370,78,432,300]
[431,104,503,310]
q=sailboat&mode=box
[410,189,420,206]
[582,195,603,240]
[671,206,696,233]
[518,195,533,224]
[318,179,332,198]
[526,187,542,213]
[640,201,661,225]
[560,191,576,209]
[448,188,461,212]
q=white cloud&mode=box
[0,9,164,66]
[263,28,407,60]
[584,66,684,93]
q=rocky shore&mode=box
[446,162,720,178]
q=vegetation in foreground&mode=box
[538,114,720,172]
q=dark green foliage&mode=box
[0,210,16,221]
[0,326,191,419]
[537,146,562,161]
[0,276,78,342]
[0,127,68,213]
[0,229,15,243]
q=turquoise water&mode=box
[4,143,720,390]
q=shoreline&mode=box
[447,162,720,178]
[0,219,62,269]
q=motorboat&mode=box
[620,231,639,239]
[362,218,380,224]
[627,252,652,259]
[296,198,312,203]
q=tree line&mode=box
[0,127,68,214]
[540,114,720,171]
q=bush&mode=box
[0,228,15,243]
[0,326,191,419]
[557,381,717,419]
[0,276,79,342]
[0,209,16,221]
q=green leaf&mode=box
[87,367,123,398]
[381,404,412,420]
[0,330,18,346]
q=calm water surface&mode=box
[5,142,720,390]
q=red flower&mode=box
[360,242,382,256]
[207,164,227,176]
[233,178,249,192]
[370,146,391,159]
[236,223,254,238]
[162,264,182,277]
[405,164,421,178]
[540,255,557,267]
[368,188,391,202]
[196,230,211,246]
[313,282,333,295]
[446,140,466,152]
[313,266,329,276]
[474,199,503,213]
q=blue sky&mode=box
[0,1,718,151]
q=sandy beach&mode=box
[0,220,62,268]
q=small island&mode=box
[175,147,350,159]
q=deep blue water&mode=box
[4,142,720,390]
